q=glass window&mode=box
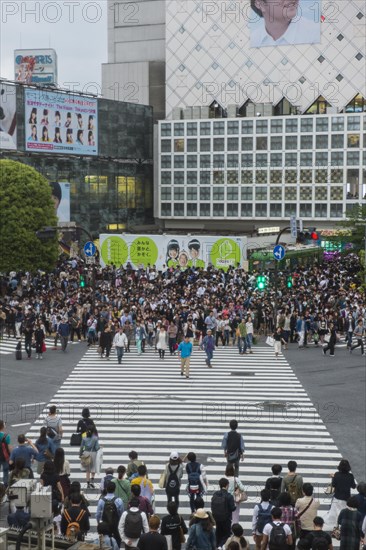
[330,186,343,200]
[187,155,197,168]
[314,203,327,217]
[300,186,312,200]
[227,171,239,184]
[200,138,211,151]
[174,123,184,136]
[270,170,282,183]
[227,203,238,217]
[161,156,171,169]
[200,122,211,135]
[347,151,360,165]
[241,171,253,184]
[271,136,283,150]
[315,169,328,182]
[256,120,268,134]
[161,140,171,153]
[187,172,198,185]
[241,137,253,151]
[200,203,211,216]
[316,135,328,149]
[174,155,184,168]
[187,203,197,216]
[285,170,297,183]
[300,169,312,183]
[256,153,268,167]
[241,203,253,217]
[161,123,171,137]
[256,136,268,150]
[241,187,253,200]
[315,152,328,166]
[200,171,211,184]
[174,139,184,152]
[330,168,343,183]
[200,155,211,168]
[241,153,253,167]
[227,187,238,200]
[270,203,282,216]
[227,121,239,134]
[301,118,313,132]
[316,118,329,132]
[213,203,224,216]
[187,122,197,136]
[161,187,171,200]
[285,153,297,166]
[331,152,344,166]
[255,204,267,216]
[300,152,313,166]
[330,204,343,217]
[187,187,197,200]
[228,137,239,151]
[331,134,343,148]
[285,187,297,200]
[331,117,344,131]
[270,153,283,167]
[174,187,184,200]
[161,172,171,185]
[299,203,312,217]
[213,121,225,135]
[174,203,184,216]
[348,134,360,148]
[213,154,225,168]
[227,154,239,168]
[286,136,298,150]
[213,187,225,201]
[213,171,225,184]
[315,187,327,200]
[270,187,282,200]
[200,187,211,200]
[284,203,297,217]
[214,138,225,151]
[271,119,283,133]
[174,171,184,185]
[187,139,197,152]
[300,135,313,149]
[285,119,298,133]
[347,116,360,131]
[256,170,267,183]
[161,203,171,216]
[241,120,253,134]
[256,186,267,200]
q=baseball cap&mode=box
[170,451,179,460]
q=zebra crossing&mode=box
[0,335,58,355]
[26,343,342,540]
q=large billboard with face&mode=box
[25,88,98,156]
[15,49,58,85]
[99,234,247,271]
[0,82,17,150]
[50,181,71,223]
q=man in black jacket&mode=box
[211,478,236,547]
[221,419,245,475]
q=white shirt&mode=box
[262,521,292,549]
[118,507,149,546]
[113,332,128,347]
[250,16,320,47]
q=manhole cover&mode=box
[255,400,295,411]
[230,371,255,376]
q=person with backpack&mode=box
[130,484,154,517]
[93,521,119,550]
[61,494,90,540]
[221,419,245,476]
[34,427,56,474]
[100,467,116,495]
[281,461,304,506]
[119,496,149,549]
[127,450,145,479]
[211,477,236,547]
[112,465,131,508]
[162,451,184,507]
[278,491,301,548]
[43,405,63,450]
[161,500,188,550]
[96,481,123,547]
[186,451,208,512]
[186,508,216,550]
[265,464,283,506]
[131,464,154,503]
[64,481,90,516]
[303,516,333,549]
[138,514,169,550]
[252,489,274,550]
[295,483,320,540]
[76,407,98,437]
[260,506,292,550]
[0,419,12,487]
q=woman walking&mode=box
[156,325,168,359]
[337,496,363,550]
[54,447,71,498]
[273,327,286,359]
[161,501,188,550]
[34,427,55,474]
[324,459,356,529]
[79,427,100,488]
[34,320,45,359]
[162,451,184,507]
[224,463,246,524]
[186,509,216,550]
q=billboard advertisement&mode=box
[25,88,98,156]
[50,181,71,223]
[15,49,58,85]
[99,234,247,271]
[0,82,17,150]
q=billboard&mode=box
[15,49,58,85]
[99,234,247,271]
[25,88,98,156]
[50,181,71,223]
[0,82,17,150]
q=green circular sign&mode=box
[101,236,128,266]
[130,236,158,268]
[210,238,240,271]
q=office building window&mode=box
[300,135,313,149]
[256,153,268,167]
[174,123,184,136]
[300,187,312,200]
[255,186,267,200]
[270,170,282,183]
[241,204,253,217]
[161,156,171,169]
[330,186,343,200]
[315,187,327,200]
[187,172,198,185]
[256,120,268,134]
[331,152,344,166]
[200,122,211,135]
[299,203,312,217]
[330,168,343,182]
[330,204,343,217]
[270,187,282,200]
[214,138,225,151]
[316,118,329,132]
[200,138,211,151]
[174,139,184,152]
[227,121,239,134]
[300,169,312,183]
[161,203,171,216]
[174,204,184,216]
[213,154,225,168]
[213,187,225,201]
[241,187,253,200]
[161,188,171,200]
[161,172,171,185]
[227,203,238,217]
[285,187,297,200]
[242,137,253,150]
[200,203,211,216]
[213,171,225,184]
[271,119,283,133]
[256,136,268,150]
[270,203,282,217]
[227,137,239,151]
[242,120,253,134]
[348,134,360,148]
[315,152,328,166]
[314,203,327,217]
[316,135,328,149]
[187,187,197,200]
[200,187,211,200]
[227,154,239,168]
[241,170,253,183]
[347,116,360,131]
[301,118,313,132]
[285,136,298,149]
[213,121,225,135]
[200,155,211,168]
[255,204,267,216]
[227,187,238,201]
[174,171,184,185]
[331,134,344,148]
[200,171,211,184]
[213,203,224,216]
[187,139,197,152]
[161,123,171,136]
[284,203,297,217]
[174,155,184,168]
[187,122,197,136]
[285,153,297,166]
[271,136,283,150]
[186,203,197,216]
[161,140,171,153]
[174,187,184,201]
[300,152,313,166]
[256,170,267,183]
[347,151,360,165]
[285,119,298,133]
[241,153,253,167]
[331,117,344,131]
[315,169,328,182]
[227,171,239,184]
[187,155,197,168]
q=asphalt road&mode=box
[1,337,365,480]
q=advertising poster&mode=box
[0,82,17,150]
[99,234,247,272]
[25,88,98,156]
[15,49,58,85]
[249,0,321,48]
[49,181,71,223]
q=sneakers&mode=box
[322,349,326,355]
[180,371,184,376]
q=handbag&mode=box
[179,525,186,543]
[227,448,240,463]
[331,526,341,540]
[324,483,335,495]
[80,451,92,467]
[42,341,46,353]
[234,480,248,503]
[70,433,82,446]
[266,336,274,347]
[158,470,166,489]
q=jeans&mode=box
[60,335,68,351]
[224,330,230,345]
[25,338,32,358]
[116,346,124,363]
[189,492,202,512]
[136,338,142,354]
[205,349,213,365]
[0,460,9,486]
[346,332,353,347]
[238,337,247,354]
[215,519,232,547]
[169,337,176,354]
[246,333,253,349]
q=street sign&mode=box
[290,216,297,238]
[273,244,286,261]
[85,256,95,264]
[84,241,96,257]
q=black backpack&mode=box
[102,497,119,531]
[211,491,228,522]
[124,509,143,539]
[268,522,287,550]
[187,462,201,494]
[166,465,180,496]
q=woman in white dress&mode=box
[156,326,168,359]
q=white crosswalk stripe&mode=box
[26,344,342,542]
[0,335,58,355]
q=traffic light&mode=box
[297,228,318,243]
[79,275,86,288]
[256,275,267,290]
[286,275,293,288]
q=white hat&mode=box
[170,451,179,460]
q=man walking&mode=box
[177,335,193,379]
[58,317,70,352]
[350,319,365,355]
[221,419,245,476]
[237,318,248,355]
[202,329,215,367]
[211,478,236,547]
[113,327,128,364]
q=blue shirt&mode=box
[178,341,193,358]
[10,445,37,469]
[96,493,124,523]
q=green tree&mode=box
[339,204,366,248]
[0,159,58,272]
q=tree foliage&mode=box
[0,159,58,272]
[339,204,366,248]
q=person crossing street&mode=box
[113,327,128,364]
[201,329,215,367]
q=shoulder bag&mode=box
[234,479,248,503]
